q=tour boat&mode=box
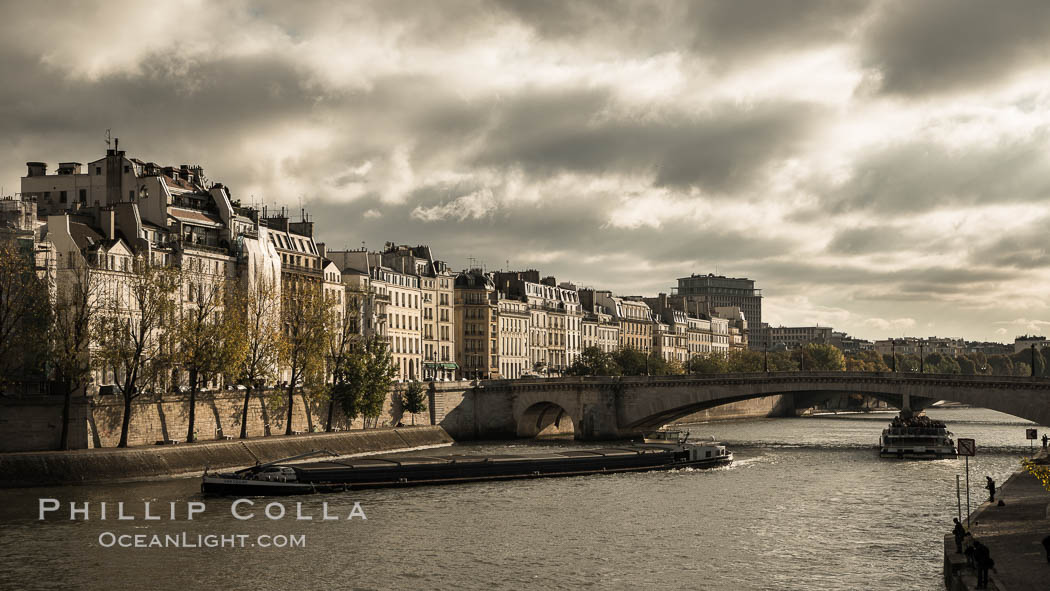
[200,430,733,496]
[878,413,957,459]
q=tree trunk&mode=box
[326,398,335,432]
[239,385,252,439]
[285,380,295,435]
[186,368,198,443]
[119,388,133,448]
[59,380,72,450]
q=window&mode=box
[59,191,67,203]
[79,189,86,203]
[129,190,134,201]
[95,166,101,175]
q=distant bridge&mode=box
[429,372,1050,441]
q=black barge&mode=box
[201,431,733,496]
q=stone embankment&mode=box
[0,426,453,487]
[943,449,1050,590]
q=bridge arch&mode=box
[517,401,576,438]
[480,373,1050,440]
[620,373,1050,434]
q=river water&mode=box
[0,407,1042,591]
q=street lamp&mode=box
[891,339,896,373]
[764,346,769,373]
[919,341,925,373]
[1032,343,1037,377]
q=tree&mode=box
[0,238,50,390]
[726,349,763,373]
[646,352,670,376]
[568,346,621,376]
[362,337,397,428]
[923,352,960,374]
[845,349,888,372]
[50,257,99,449]
[279,283,330,435]
[687,353,728,374]
[766,350,799,372]
[612,348,648,375]
[1010,349,1045,377]
[229,274,284,439]
[93,258,179,447]
[401,381,427,425]
[803,343,845,371]
[986,355,1013,376]
[957,355,977,375]
[175,276,244,443]
[330,342,368,428]
[323,285,361,431]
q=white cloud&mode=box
[410,188,497,222]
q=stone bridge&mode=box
[429,372,1050,441]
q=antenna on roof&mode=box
[105,129,111,149]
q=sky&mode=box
[2,0,1050,343]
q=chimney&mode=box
[101,209,116,240]
[26,162,47,177]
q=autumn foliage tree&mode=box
[279,283,329,435]
[93,258,179,447]
[175,276,245,443]
[229,274,284,439]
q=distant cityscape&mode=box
[0,144,1040,394]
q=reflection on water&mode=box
[0,408,1041,591]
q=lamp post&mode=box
[764,346,769,373]
[891,339,896,372]
[1032,343,1037,377]
[800,347,805,372]
[919,342,925,373]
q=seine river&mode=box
[0,408,1041,591]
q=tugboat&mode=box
[201,430,733,496]
[879,411,957,459]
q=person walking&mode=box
[985,476,996,502]
[952,518,966,554]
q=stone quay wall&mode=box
[0,386,430,453]
[0,426,453,487]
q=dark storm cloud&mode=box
[4,0,1050,341]
[805,133,1050,215]
[968,217,1050,270]
[863,0,1050,95]
[748,260,1015,293]
[497,0,870,66]
[475,89,822,193]
[687,0,869,61]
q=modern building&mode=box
[767,326,833,351]
[676,273,762,350]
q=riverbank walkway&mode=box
[944,450,1050,590]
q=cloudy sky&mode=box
[3,0,1050,342]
